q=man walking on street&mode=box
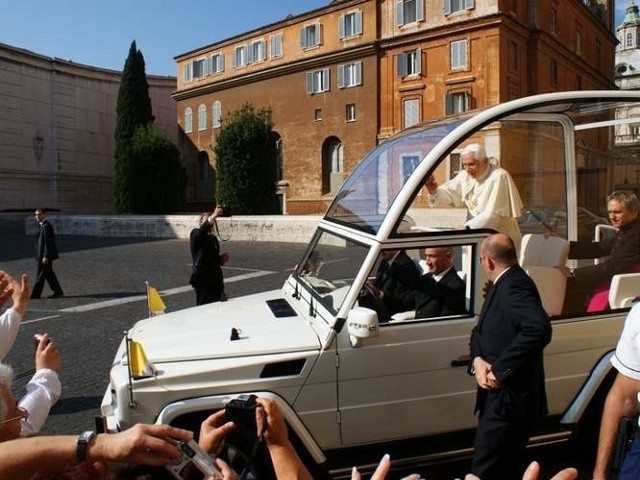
[469,233,552,480]
[30,209,63,299]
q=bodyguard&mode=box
[30,209,63,299]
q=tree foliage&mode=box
[128,124,187,213]
[113,41,153,213]
[214,103,279,214]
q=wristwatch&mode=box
[76,430,96,461]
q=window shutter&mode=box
[306,72,314,94]
[443,0,451,14]
[318,24,323,46]
[247,45,254,64]
[415,48,422,75]
[339,15,346,39]
[220,54,224,72]
[416,0,424,22]
[397,54,408,77]
[355,11,363,35]
[355,61,362,85]
[337,65,345,88]
[323,68,331,92]
[300,27,307,48]
[445,93,454,115]
[396,0,404,26]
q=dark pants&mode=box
[31,260,63,298]
[471,389,532,480]
[194,286,223,306]
[620,436,640,480]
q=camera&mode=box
[225,394,258,445]
[33,333,51,349]
[165,439,223,480]
[219,205,232,217]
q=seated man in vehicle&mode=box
[557,190,640,313]
[415,247,467,319]
[425,143,524,247]
[361,249,420,322]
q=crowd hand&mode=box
[35,333,61,372]
[214,458,238,480]
[464,461,578,480]
[0,270,13,308]
[0,271,29,316]
[89,423,192,466]
[351,454,423,480]
[255,397,289,447]
[198,410,235,454]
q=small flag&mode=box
[128,339,155,379]
[145,281,166,317]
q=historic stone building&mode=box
[0,43,177,213]
[175,0,616,214]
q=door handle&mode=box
[451,355,470,367]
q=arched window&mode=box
[212,101,222,128]
[626,32,633,48]
[184,108,193,133]
[322,137,344,195]
[198,104,207,131]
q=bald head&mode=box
[480,234,517,279]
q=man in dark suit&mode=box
[189,206,230,306]
[469,233,552,480]
[30,209,63,299]
[362,249,420,321]
[415,247,466,319]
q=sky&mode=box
[0,1,632,78]
[1,0,329,77]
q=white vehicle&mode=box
[102,91,640,477]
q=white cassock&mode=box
[428,164,523,246]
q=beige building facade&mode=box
[0,43,177,213]
[174,0,616,215]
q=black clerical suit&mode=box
[469,265,552,480]
[415,268,466,319]
[189,220,225,305]
[31,219,63,299]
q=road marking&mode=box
[59,269,276,314]
[22,315,61,324]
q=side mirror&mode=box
[347,306,380,347]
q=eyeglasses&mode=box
[0,406,28,426]
[478,255,486,263]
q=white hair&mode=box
[461,143,487,161]
[0,363,14,422]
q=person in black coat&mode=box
[469,233,552,480]
[415,247,467,319]
[30,209,63,299]
[362,249,420,321]
[189,207,230,306]
[558,191,640,313]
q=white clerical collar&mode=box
[432,265,453,283]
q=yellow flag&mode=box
[128,340,155,379]
[146,282,166,316]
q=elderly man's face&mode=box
[424,248,452,275]
[0,385,25,442]
[461,153,488,179]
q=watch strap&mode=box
[76,430,96,461]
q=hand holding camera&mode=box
[33,333,60,372]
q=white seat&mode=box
[519,233,569,268]
[609,273,640,309]
[594,224,618,265]
[525,266,567,316]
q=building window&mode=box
[212,101,222,129]
[626,32,633,48]
[339,10,363,39]
[314,108,323,121]
[198,104,207,131]
[306,68,330,94]
[550,58,558,85]
[403,98,421,128]
[211,53,224,73]
[346,103,356,122]
[322,137,344,194]
[337,61,363,88]
[443,0,474,15]
[396,0,424,26]
[301,22,322,49]
[183,63,193,82]
[397,49,422,77]
[233,45,248,68]
[250,40,266,63]
[184,108,193,133]
[450,39,468,70]
[193,58,211,78]
[550,8,557,34]
[270,33,283,58]
[445,91,470,115]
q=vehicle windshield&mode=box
[324,121,463,234]
[295,230,370,313]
